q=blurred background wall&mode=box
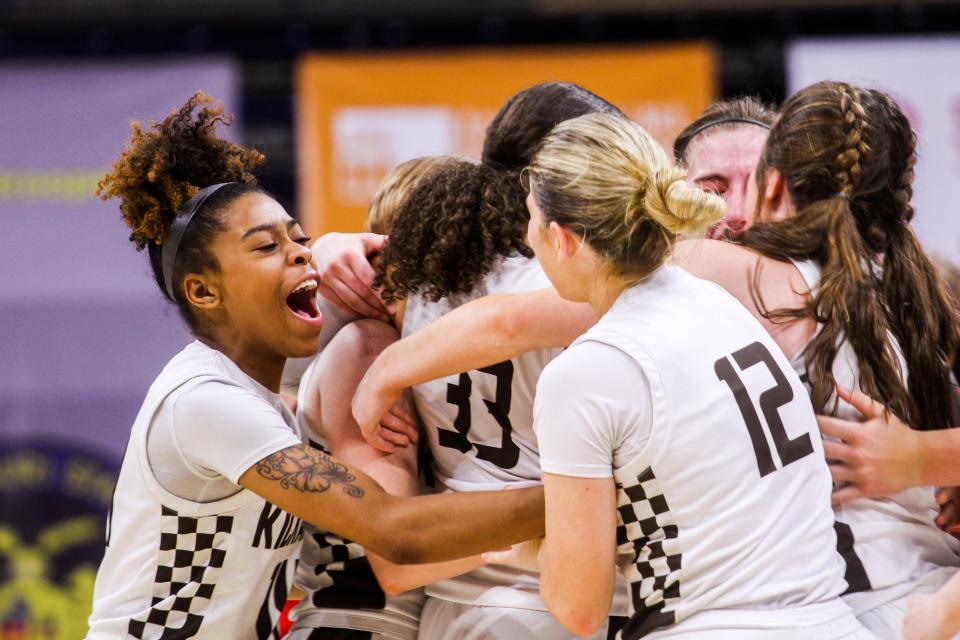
[2,1,960,637]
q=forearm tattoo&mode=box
[256,446,364,497]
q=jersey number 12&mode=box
[714,341,814,477]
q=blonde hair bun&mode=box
[642,166,726,236]
[529,112,725,280]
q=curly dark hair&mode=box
[376,159,532,303]
[96,92,265,329]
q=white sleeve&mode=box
[535,341,653,478]
[171,380,303,484]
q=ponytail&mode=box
[882,224,960,427]
[742,197,913,421]
[376,159,531,303]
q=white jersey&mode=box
[289,358,424,639]
[789,259,960,614]
[404,256,631,616]
[401,256,562,610]
[542,266,852,638]
[88,342,304,640]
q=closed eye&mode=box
[256,243,278,252]
[695,177,727,196]
[295,236,312,246]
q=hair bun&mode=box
[97,92,263,250]
[641,167,725,235]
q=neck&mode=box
[586,269,631,317]
[196,334,284,392]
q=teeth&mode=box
[292,279,317,294]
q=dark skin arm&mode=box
[239,445,544,564]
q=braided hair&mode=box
[739,81,959,429]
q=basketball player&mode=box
[673,97,776,239]
[85,94,545,640]
[355,81,960,640]
[377,153,633,639]
[485,112,871,638]
[287,156,455,640]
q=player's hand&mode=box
[903,592,954,640]
[312,232,392,320]
[482,537,544,570]
[352,365,417,453]
[935,487,960,537]
[818,385,921,505]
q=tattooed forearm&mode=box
[256,446,364,497]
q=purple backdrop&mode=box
[0,59,238,636]
[0,59,238,454]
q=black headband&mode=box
[680,117,771,156]
[161,182,236,301]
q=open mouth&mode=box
[286,278,321,321]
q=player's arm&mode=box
[238,446,543,565]
[333,435,485,595]
[381,287,593,379]
[353,287,596,451]
[539,473,617,636]
[485,344,629,635]
[281,296,360,398]
[904,570,960,640]
[480,473,616,637]
[671,239,815,360]
[306,320,485,594]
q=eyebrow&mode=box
[241,219,298,240]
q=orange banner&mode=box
[296,43,716,235]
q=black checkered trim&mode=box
[615,467,681,639]
[302,440,386,611]
[127,506,233,639]
[307,530,386,610]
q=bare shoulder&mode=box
[671,239,810,302]
[672,238,762,272]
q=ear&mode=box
[551,221,584,262]
[183,273,222,311]
[761,167,795,220]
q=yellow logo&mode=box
[0,516,100,639]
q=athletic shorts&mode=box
[287,628,389,640]
[855,567,957,640]
[417,596,627,640]
[620,598,875,640]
